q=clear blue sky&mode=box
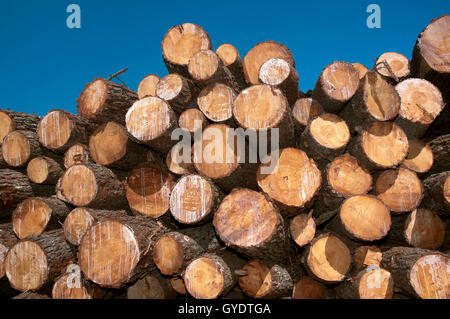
[0,0,448,115]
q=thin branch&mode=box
[107,68,129,81]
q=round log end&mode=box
[12,198,53,239]
[37,110,73,150]
[78,78,108,118]
[290,213,316,247]
[89,121,128,166]
[27,157,50,184]
[292,97,323,128]
[405,208,445,249]
[354,246,382,270]
[179,108,208,134]
[0,110,15,145]
[351,62,369,80]
[184,257,225,299]
[309,113,350,150]
[64,143,89,169]
[238,260,273,298]
[166,144,195,175]
[188,49,219,81]
[358,266,394,299]
[376,52,410,79]
[410,253,450,299]
[137,74,160,99]
[63,208,96,246]
[259,58,292,86]
[2,131,32,167]
[57,164,98,207]
[216,43,239,66]
[198,83,236,123]
[153,235,184,275]
[401,139,434,173]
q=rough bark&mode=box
[427,134,450,175]
[156,73,200,113]
[216,43,247,90]
[421,171,450,217]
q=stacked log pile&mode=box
[0,16,449,300]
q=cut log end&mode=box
[27,157,59,184]
[179,108,208,134]
[37,110,75,151]
[290,213,316,247]
[357,266,394,299]
[12,198,53,239]
[77,78,108,118]
[292,98,323,128]
[216,43,239,67]
[166,144,195,175]
[2,131,33,167]
[351,63,369,79]
[354,246,382,270]
[0,111,15,145]
[404,209,445,250]
[292,277,327,299]
[57,164,98,207]
[238,260,273,298]
[153,235,184,275]
[310,113,350,150]
[376,52,410,80]
[188,49,220,81]
[63,208,96,246]
[64,143,89,169]
[198,83,236,123]
[170,277,187,295]
[137,74,160,99]
[184,257,224,299]
[410,254,450,299]
[89,121,129,166]
[401,139,434,173]
[52,272,98,299]
[259,58,292,86]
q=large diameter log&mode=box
[256,148,322,215]
[427,134,450,175]
[124,162,174,218]
[375,52,410,82]
[56,163,126,209]
[0,110,40,146]
[411,15,450,102]
[125,96,178,154]
[0,223,18,279]
[351,63,369,80]
[373,168,423,214]
[166,143,195,176]
[216,43,246,90]
[243,41,295,86]
[289,212,316,248]
[233,84,295,149]
[52,266,104,299]
[197,82,237,124]
[77,78,138,125]
[302,232,352,284]
[380,247,450,299]
[137,74,160,99]
[63,143,90,169]
[127,272,176,299]
[156,73,199,113]
[292,277,328,299]
[27,156,63,184]
[312,61,359,113]
[183,251,245,299]
[0,169,34,217]
[2,130,42,167]
[178,108,208,136]
[12,197,69,239]
[161,23,211,77]
[347,121,409,171]
[213,188,293,263]
[291,97,323,135]
[400,139,434,174]
[78,215,170,288]
[394,79,444,138]
[5,229,76,292]
[421,171,450,217]
[170,174,222,225]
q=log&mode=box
[161,23,211,77]
[312,61,359,113]
[375,52,410,82]
[289,212,315,248]
[197,82,237,124]
[400,139,434,174]
[78,215,170,288]
[427,134,450,175]
[0,169,34,217]
[394,79,444,138]
[5,229,76,292]
[77,78,138,125]
[291,97,323,135]
[2,130,43,167]
[155,73,199,113]
[213,188,293,263]
[233,84,295,149]
[183,251,245,299]
[178,108,208,136]
[380,247,450,299]
[137,74,160,99]
[125,96,178,154]
[12,196,70,239]
[56,163,127,209]
[292,276,328,299]
[124,162,175,218]
[27,156,63,184]
[169,277,187,295]
[0,110,40,146]
[89,121,152,170]
[242,41,295,86]
[166,143,195,176]
[258,57,299,106]
[0,223,18,279]
[216,43,246,90]
[373,168,424,214]
[52,266,104,299]
[127,272,176,299]
[170,174,222,225]
[12,292,51,299]
[351,62,369,80]
[353,246,382,270]
[256,148,322,215]
[347,121,409,171]
[63,143,90,169]
[421,171,450,217]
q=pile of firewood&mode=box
[0,15,449,300]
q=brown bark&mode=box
[289,212,316,248]
[0,169,34,218]
[216,43,247,90]
[421,171,450,217]
[0,110,40,146]
[12,292,51,299]
[0,223,18,279]
[292,276,328,299]
[427,134,450,175]
[27,156,63,184]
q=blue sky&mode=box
[0,0,448,115]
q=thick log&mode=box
[12,197,69,239]
[216,43,247,90]
[2,130,43,167]
[351,62,369,80]
[312,61,359,113]
[63,143,90,169]
[427,134,450,175]
[0,169,34,217]
[178,108,208,136]
[421,171,450,217]
[52,265,104,299]
[127,271,176,299]
[292,276,328,299]
[77,78,138,125]
[5,229,76,292]
[0,223,18,279]
[197,82,237,124]
[380,247,450,299]
[0,110,40,146]
[156,73,199,113]
[291,97,323,136]
[161,23,211,77]
[27,156,63,184]
[375,52,410,82]
[166,143,195,176]
[289,212,315,248]
[137,74,160,99]
[400,139,434,174]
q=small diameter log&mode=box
[238,260,295,299]
[63,143,90,169]
[216,43,246,90]
[0,169,34,217]
[166,143,195,176]
[125,96,178,154]
[421,171,450,217]
[156,73,198,113]
[411,15,450,102]
[299,113,350,167]
[256,148,322,215]
[5,229,76,292]
[213,188,293,263]
[373,168,424,214]
[63,208,129,246]
[302,232,352,284]
[170,277,188,295]
[380,247,450,299]
[375,52,410,82]
[12,292,51,299]
[400,139,434,174]
[394,79,444,138]
[137,74,160,99]
[197,82,237,124]
[78,215,170,288]
[89,121,151,170]
[292,277,328,299]
[334,265,394,299]
[347,121,409,171]
[188,49,238,91]
[178,108,208,136]
[12,197,69,239]
[243,41,295,86]
[289,212,315,248]
[127,272,176,299]
[2,130,42,167]
[427,134,450,175]
[183,251,245,299]
[77,77,138,125]
[258,57,299,106]
[161,23,211,77]
[353,246,382,270]
[0,110,40,146]
[351,63,369,80]
[27,156,63,184]
[52,265,104,299]
[56,163,126,209]
[339,71,400,134]
[312,61,359,113]
[124,162,174,218]
[0,223,18,279]
[170,174,222,225]
[291,97,324,135]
